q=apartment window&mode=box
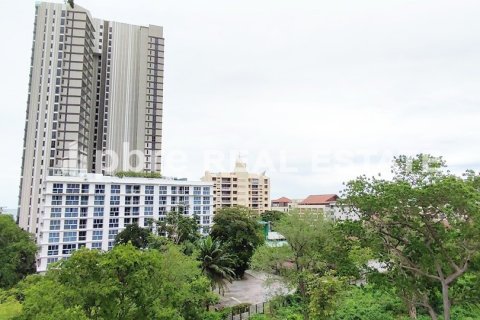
[132,196,140,205]
[50,208,62,218]
[125,196,132,205]
[66,184,80,193]
[126,185,140,194]
[193,187,201,195]
[132,207,139,216]
[145,196,154,205]
[203,206,210,214]
[111,185,120,194]
[66,196,79,205]
[159,196,166,205]
[49,220,61,231]
[144,207,153,216]
[193,206,201,215]
[93,219,103,229]
[47,257,59,264]
[51,196,62,206]
[202,216,211,224]
[108,229,118,240]
[49,232,60,243]
[109,218,119,228]
[47,245,59,256]
[64,219,78,230]
[110,195,120,205]
[94,195,104,205]
[171,196,177,205]
[194,196,201,205]
[158,207,166,215]
[202,197,210,205]
[95,184,105,194]
[110,207,119,216]
[92,230,103,241]
[91,242,102,250]
[65,208,78,217]
[159,186,167,194]
[52,183,63,193]
[171,186,177,194]
[81,184,90,193]
[80,196,88,205]
[145,185,154,194]
[80,207,88,217]
[62,244,76,255]
[63,231,77,242]
[203,187,210,195]
[94,207,104,217]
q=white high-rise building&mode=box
[18,2,164,234]
[37,172,213,272]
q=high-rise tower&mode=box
[18,2,164,233]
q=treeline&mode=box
[1,154,480,319]
[250,154,480,320]
[0,208,264,319]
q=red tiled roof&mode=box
[299,194,338,205]
[272,197,292,203]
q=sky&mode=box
[0,0,479,208]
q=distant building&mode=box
[271,194,357,220]
[202,160,270,213]
[271,197,292,212]
[37,171,213,272]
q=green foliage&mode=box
[0,215,37,289]
[196,236,235,293]
[0,289,22,319]
[342,154,480,320]
[251,245,293,275]
[114,223,152,249]
[158,210,200,244]
[260,210,286,229]
[14,244,218,319]
[307,272,346,319]
[210,207,265,277]
[332,286,406,320]
[114,170,162,178]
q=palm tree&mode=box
[197,236,235,295]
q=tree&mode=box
[0,215,37,289]
[210,207,265,277]
[158,209,200,245]
[15,244,218,320]
[114,223,152,249]
[274,211,334,318]
[260,210,286,230]
[342,154,480,320]
[197,236,235,294]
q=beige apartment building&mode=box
[202,160,270,214]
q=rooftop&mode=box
[299,194,338,205]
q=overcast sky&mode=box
[1,0,479,208]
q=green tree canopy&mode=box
[157,209,200,245]
[0,215,37,289]
[114,223,152,249]
[210,207,265,277]
[15,244,218,320]
[342,154,480,320]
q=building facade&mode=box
[271,197,292,212]
[271,194,357,220]
[18,2,164,234]
[202,160,270,213]
[37,172,213,272]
